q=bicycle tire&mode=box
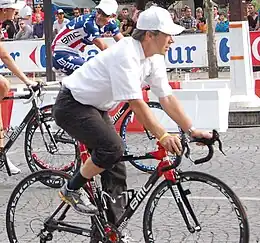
[143,171,249,242]
[6,169,71,243]
[24,111,79,175]
[120,101,175,173]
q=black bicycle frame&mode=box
[110,102,129,125]
[115,155,161,231]
[43,153,163,238]
[1,94,38,175]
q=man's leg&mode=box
[100,112,127,224]
[0,75,20,174]
[52,87,124,213]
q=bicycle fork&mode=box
[168,181,201,233]
[37,114,59,154]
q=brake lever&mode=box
[184,129,225,164]
[215,137,226,156]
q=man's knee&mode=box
[92,141,125,169]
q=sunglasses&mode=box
[96,9,110,17]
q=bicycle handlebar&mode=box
[161,129,225,172]
[3,81,62,103]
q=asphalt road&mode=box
[0,128,259,242]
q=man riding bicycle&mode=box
[53,6,212,242]
[51,0,123,75]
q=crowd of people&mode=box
[0,3,44,40]
[0,2,232,42]
[1,1,260,42]
[3,0,260,40]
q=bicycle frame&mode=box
[110,102,130,125]
[1,94,52,176]
[44,142,181,238]
[42,131,224,241]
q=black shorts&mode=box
[52,87,124,169]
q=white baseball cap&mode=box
[0,0,25,9]
[137,6,185,36]
[57,9,64,14]
[95,0,118,16]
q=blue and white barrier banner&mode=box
[0,32,236,73]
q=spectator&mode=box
[131,3,140,23]
[179,6,197,33]
[180,8,186,18]
[32,4,44,24]
[19,5,33,26]
[145,1,157,9]
[215,12,229,32]
[2,11,18,39]
[247,3,258,31]
[15,19,33,40]
[0,21,8,40]
[213,6,219,21]
[33,13,44,38]
[196,7,207,33]
[132,10,142,29]
[118,7,129,22]
[53,9,70,36]
[83,8,91,15]
[213,5,219,27]
[120,17,134,36]
[169,9,179,25]
[73,7,81,18]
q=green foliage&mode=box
[251,0,260,11]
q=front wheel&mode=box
[143,171,249,242]
[24,109,79,174]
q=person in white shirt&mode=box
[53,9,70,36]
[52,6,212,239]
[18,4,32,26]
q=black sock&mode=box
[67,171,88,190]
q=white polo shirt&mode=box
[63,37,172,111]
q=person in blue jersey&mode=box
[51,0,123,75]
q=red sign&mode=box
[250,31,260,66]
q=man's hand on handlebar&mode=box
[160,135,182,156]
[24,79,39,88]
[189,129,212,140]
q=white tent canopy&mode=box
[52,0,96,8]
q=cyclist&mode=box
[52,0,125,230]
[0,0,38,174]
[53,5,212,240]
[51,0,124,75]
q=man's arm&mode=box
[129,99,166,139]
[113,32,124,42]
[0,42,36,86]
[121,26,133,36]
[92,38,109,50]
[129,99,182,154]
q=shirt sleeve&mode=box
[83,21,101,42]
[105,19,120,36]
[147,55,172,98]
[109,54,143,101]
